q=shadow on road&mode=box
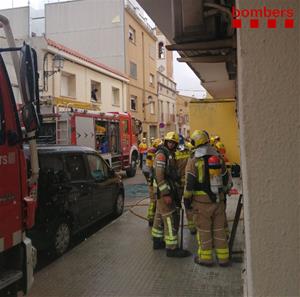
[35,214,117,272]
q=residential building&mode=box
[45,0,159,140]
[157,71,177,137]
[175,94,191,138]
[0,0,159,140]
[35,37,128,114]
[0,6,129,114]
[156,28,177,138]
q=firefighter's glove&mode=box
[163,195,173,205]
[184,198,192,210]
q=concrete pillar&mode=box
[237,1,299,296]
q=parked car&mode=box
[24,145,125,256]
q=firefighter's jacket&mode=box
[138,142,148,154]
[175,148,191,187]
[154,146,179,200]
[184,145,230,203]
[142,146,157,183]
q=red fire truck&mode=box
[40,110,141,177]
[0,15,40,296]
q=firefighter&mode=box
[143,138,162,226]
[151,132,191,257]
[138,137,148,169]
[175,140,196,235]
[183,130,231,266]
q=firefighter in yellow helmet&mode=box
[175,137,196,235]
[138,137,148,169]
[183,130,232,266]
[142,138,162,226]
[152,132,191,257]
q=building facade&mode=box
[156,28,177,138]
[45,0,159,140]
[37,38,128,114]
[157,71,177,137]
[0,6,129,115]
[175,94,191,138]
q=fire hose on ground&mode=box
[125,195,244,258]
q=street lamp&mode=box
[44,54,64,77]
[43,53,65,92]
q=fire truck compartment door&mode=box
[75,117,95,149]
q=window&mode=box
[65,154,87,181]
[149,73,154,86]
[148,97,155,114]
[150,101,155,114]
[91,80,101,102]
[158,42,165,59]
[130,62,137,79]
[149,44,155,60]
[39,154,64,179]
[112,87,120,106]
[130,95,137,111]
[128,26,136,43]
[87,154,108,181]
[61,72,76,98]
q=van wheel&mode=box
[114,193,124,217]
[126,157,137,177]
[52,220,71,256]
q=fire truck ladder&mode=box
[56,116,69,145]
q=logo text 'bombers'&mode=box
[232,6,295,29]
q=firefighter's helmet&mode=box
[215,141,226,154]
[152,138,162,148]
[164,131,179,144]
[185,141,194,151]
[191,130,209,148]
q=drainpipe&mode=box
[142,31,146,135]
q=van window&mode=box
[39,154,64,185]
[65,154,87,181]
[87,154,108,180]
[40,155,64,173]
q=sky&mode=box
[0,0,207,99]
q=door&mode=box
[64,154,93,228]
[75,116,95,149]
[0,55,24,248]
[86,154,117,217]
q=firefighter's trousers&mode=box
[147,183,156,222]
[152,198,178,250]
[178,187,196,233]
[192,196,229,265]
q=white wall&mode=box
[45,0,126,72]
[0,7,29,39]
[237,1,299,296]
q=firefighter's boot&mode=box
[166,248,191,258]
[153,238,165,250]
[194,256,214,267]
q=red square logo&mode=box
[285,19,294,28]
[250,19,259,28]
[232,19,242,28]
[268,19,277,28]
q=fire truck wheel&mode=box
[52,220,71,256]
[126,157,137,177]
[113,193,124,217]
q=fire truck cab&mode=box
[0,15,40,296]
[41,109,141,177]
